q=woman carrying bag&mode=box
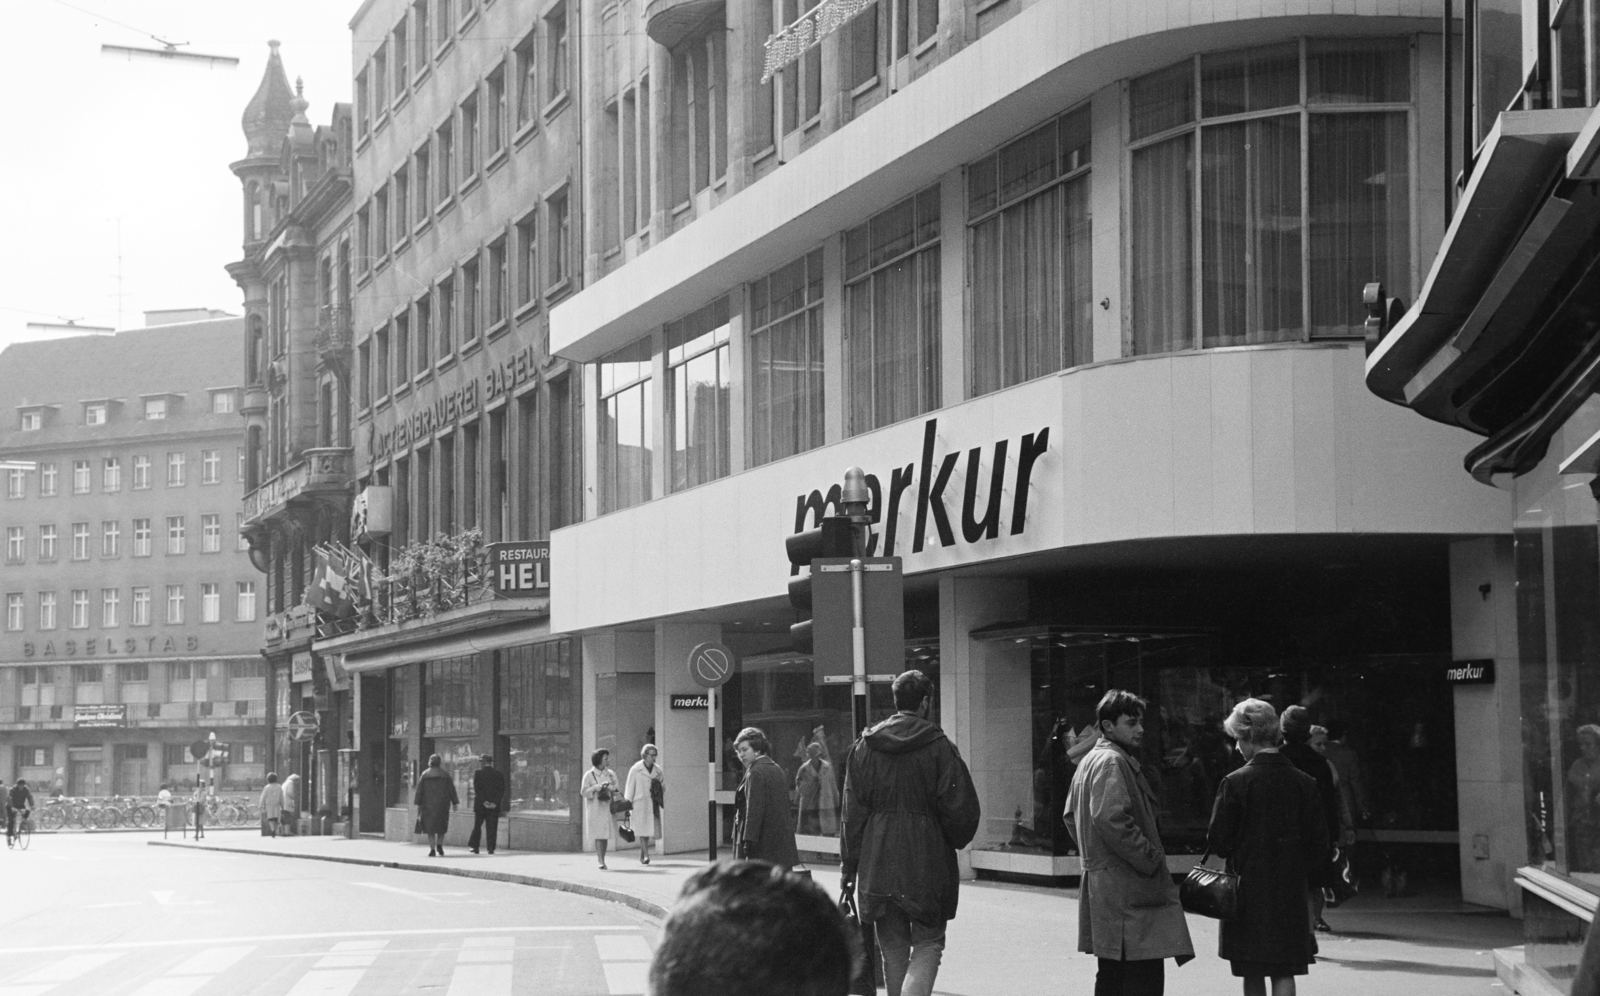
[625,744,665,865]
[581,749,621,870]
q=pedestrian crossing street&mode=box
[0,928,655,996]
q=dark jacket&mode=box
[841,711,981,927]
[1206,751,1327,967]
[472,765,509,815]
[736,754,800,869]
[413,766,459,835]
[1281,742,1339,883]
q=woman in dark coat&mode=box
[733,727,800,870]
[414,753,459,857]
[1207,699,1328,996]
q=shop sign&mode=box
[322,653,350,691]
[369,382,480,461]
[73,704,126,728]
[489,541,550,596]
[791,416,1050,560]
[670,693,710,710]
[351,486,394,540]
[242,462,311,523]
[484,342,541,402]
[22,635,200,659]
[291,651,315,684]
[1445,659,1495,684]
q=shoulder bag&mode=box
[1179,849,1240,920]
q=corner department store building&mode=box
[545,0,1530,909]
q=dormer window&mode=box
[19,411,41,431]
[144,398,167,420]
[210,389,237,414]
[85,403,107,426]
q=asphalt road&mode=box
[0,833,659,996]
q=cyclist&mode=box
[7,778,33,845]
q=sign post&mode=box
[688,642,736,862]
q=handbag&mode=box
[1180,850,1240,920]
[838,885,880,996]
[617,823,637,843]
[609,798,634,816]
[1322,845,1357,908]
[413,816,422,834]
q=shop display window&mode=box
[500,640,577,819]
[433,737,480,806]
[423,655,479,735]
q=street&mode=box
[0,833,658,996]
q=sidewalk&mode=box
[150,834,1520,996]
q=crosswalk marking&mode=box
[594,935,652,962]
[601,963,650,995]
[127,976,211,996]
[0,986,53,996]
[460,937,514,949]
[594,934,652,996]
[445,964,512,996]
[282,968,366,996]
[169,946,254,976]
[16,952,120,983]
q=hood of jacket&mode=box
[863,711,947,754]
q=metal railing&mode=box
[322,548,498,637]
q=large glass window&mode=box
[1128,40,1412,353]
[666,298,731,492]
[501,640,577,819]
[844,187,941,435]
[423,655,480,735]
[968,105,1092,396]
[598,338,653,514]
[749,250,824,467]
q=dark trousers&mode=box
[468,810,500,852]
[1095,958,1163,996]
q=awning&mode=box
[341,619,554,674]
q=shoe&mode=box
[487,849,495,854]
[1314,918,1332,933]
[599,861,607,870]
[470,848,479,854]
[642,855,650,865]
[429,848,437,856]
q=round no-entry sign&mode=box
[286,710,320,742]
[687,642,737,689]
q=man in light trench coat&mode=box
[1066,689,1193,996]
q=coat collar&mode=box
[1246,751,1291,768]
[1094,738,1142,774]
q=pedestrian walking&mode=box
[259,773,285,837]
[840,670,980,996]
[734,727,800,870]
[1279,707,1341,933]
[1066,689,1194,996]
[468,754,508,854]
[625,744,664,864]
[282,772,301,835]
[413,753,459,857]
[649,859,856,996]
[1206,698,1328,996]
[581,749,620,869]
[191,781,207,840]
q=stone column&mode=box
[655,621,722,854]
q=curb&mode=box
[146,840,669,920]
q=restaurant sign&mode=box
[74,704,127,728]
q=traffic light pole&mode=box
[849,559,868,738]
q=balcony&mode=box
[241,448,355,528]
[644,0,721,47]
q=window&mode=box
[413,0,430,67]
[131,586,150,626]
[236,581,257,622]
[70,590,88,629]
[500,641,576,818]
[72,460,91,494]
[749,250,825,467]
[201,583,220,623]
[39,463,56,496]
[166,516,185,555]
[487,238,508,326]
[102,457,121,492]
[547,187,571,288]
[393,20,409,95]
[201,513,221,553]
[73,665,103,705]
[228,659,265,699]
[460,93,479,178]
[416,294,432,370]
[375,326,391,397]
[132,519,151,557]
[777,0,822,133]
[201,449,220,484]
[437,274,455,356]
[424,655,481,735]
[358,204,371,267]
[6,468,23,499]
[5,594,22,632]
[895,0,937,56]
[844,186,942,434]
[133,455,150,489]
[144,397,167,420]
[667,25,727,202]
[1128,40,1412,354]
[598,337,653,514]
[486,63,507,154]
[414,145,431,224]
[375,184,390,253]
[968,105,1093,396]
[121,662,147,683]
[211,390,235,414]
[462,256,481,341]
[546,2,569,101]
[71,522,89,560]
[38,525,55,561]
[515,28,539,128]
[848,0,880,90]
[5,528,22,564]
[516,213,539,306]
[101,521,118,557]
[357,66,371,139]
[374,40,389,113]
[20,410,41,431]
[237,447,246,482]
[436,119,454,201]
[84,403,106,426]
[167,452,186,486]
[165,585,184,624]
[167,661,195,701]
[39,592,56,630]
[101,588,118,628]
[395,315,411,383]
[666,298,732,492]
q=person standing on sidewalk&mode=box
[734,728,800,870]
[840,670,980,996]
[282,772,301,835]
[414,753,459,857]
[1066,689,1194,996]
[582,749,620,870]
[259,773,285,837]
[1279,707,1340,933]
[468,754,508,855]
[625,744,665,864]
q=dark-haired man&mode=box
[468,754,508,855]
[841,669,979,996]
[649,860,855,996]
[1067,689,1192,996]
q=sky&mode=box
[0,2,360,349]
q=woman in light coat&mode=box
[258,772,285,837]
[581,749,620,869]
[624,744,664,864]
[281,772,301,835]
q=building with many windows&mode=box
[545,0,1528,902]
[317,0,586,848]
[0,314,262,798]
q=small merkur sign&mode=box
[1444,659,1494,684]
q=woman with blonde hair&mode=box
[1205,698,1327,996]
[625,744,665,864]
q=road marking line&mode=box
[348,882,471,902]
[150,891,212,907]
[460,936,515,949]
[601,963,649,995]
[127,976,212,996]
[445,963,512,996]
[16,952,121,982]
[457,950,513,963]
[0,986,53,996]
[314,939,388,969]
[283,968,367,996]
[594,934,652,995]
[594,935,652,962]
[168,946,254,976]
[329,941,388,952]
[0,925,643,956]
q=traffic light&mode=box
[785,515,856,654]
